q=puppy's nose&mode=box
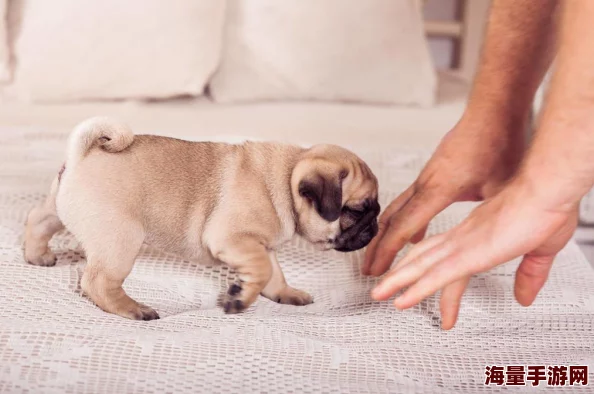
[359,231,373,245]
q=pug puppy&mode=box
[24,117,380,320]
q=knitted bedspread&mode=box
[0,128,592,393]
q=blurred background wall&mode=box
[425,0,459,70]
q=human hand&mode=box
[362,114,525,276]
[370,180,578,330]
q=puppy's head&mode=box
[291,144,380,252]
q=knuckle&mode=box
[518,260,551,279]
[378,215,390,227]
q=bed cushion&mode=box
[0,72,469,151]
[6,0,225,102]
[209,0,437,107]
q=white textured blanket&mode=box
[0,129,593,393]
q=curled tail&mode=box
[66,116,134,167]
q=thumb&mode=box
[514,253,555,307]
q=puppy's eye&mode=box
[343,206,365,218]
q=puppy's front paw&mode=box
[223,282,256,314]
[124,302,160,321]
[275,287,314,306]
[26,248,57,267]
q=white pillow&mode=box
[0,0,9,82]
[9,0,226,102]
[210,0,437,107]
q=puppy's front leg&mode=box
[214,238,273,314]
[261,252,313,306]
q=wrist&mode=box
[510,169,583,214]
[454,109,528,155]
[515,107,594,212]
[462,99,531,135]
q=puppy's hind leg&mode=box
[80,221,159,321]
[24,176,64,266]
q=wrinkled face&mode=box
[334,197,381,252]
[291,145,380,253]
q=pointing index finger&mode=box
[366,189,451,276]
[362,185,415,275]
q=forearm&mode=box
[464,0,559,125]
[519,0,594,209]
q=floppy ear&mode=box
[299,173,343,222]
